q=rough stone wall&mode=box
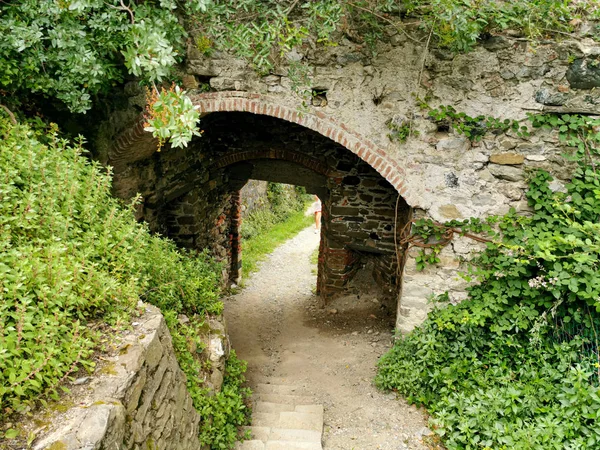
[29,304,229,450]
[240,180,269,218]
[97,31,600,332]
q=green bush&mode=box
[0,118,249,446]
[241,183,309,240]
[377,165,600,449]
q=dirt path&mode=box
[224,227,433,450]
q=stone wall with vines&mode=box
[98,19,600,332]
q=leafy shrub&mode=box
[377,164,600,449]
[0,118,249,446]
[241,183,309,240]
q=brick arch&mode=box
[109,91,417,204]
[190,91,414,203]
[211,148,334,177]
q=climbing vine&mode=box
[379,112,600,448]
[428,105,528,142]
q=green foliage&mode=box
[242,183,309,240]
[428,105,528,142]
[386,118,416,143]
[198,0,342,72]
[0,0,206,148]
[194,0,599,76]
[144,85,201,149]
[0,118,249,446]
[198,351,252,449]
[529,113,600,168]
[377,114,600,449]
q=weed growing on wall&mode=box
[0,117,249,447]
[377,114,600,449]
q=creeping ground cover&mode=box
[377,114,600,449]
[0,117,250,447]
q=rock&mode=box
[481,35,512,51]
[73,377,90,385]
[336,52,364,66]
[209,337,225,362]
[535,88,569,106]
[188,58,218,77]
[178,314,190,325]
[262,75,281,86]
[181,75,198,90]
[567,58,600,89]
[549,180,567,193]
[489,152,525,165]
[285,48,304,62]
[488,164,524,182]
[438,204,462,219]
[328,309,338,314]
[209,77,237,91]
[436,137,470,153]
[525,154,547,162]
[416,426,433,438]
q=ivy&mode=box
[428,105,528,142]
[378,113,600,448]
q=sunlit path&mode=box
[224,227,432,450]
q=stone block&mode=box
[489,152,525,165]
[438,204,462,219]
[567,58,600,89]
[488,164,524,182]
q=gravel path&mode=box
[224,226,434,450]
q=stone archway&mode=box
[108,92,414,320]
[109,91,418,204]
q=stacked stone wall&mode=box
[29,304,228,450]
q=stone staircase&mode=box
[236,380,324,450]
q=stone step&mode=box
[269,428,321,443]
[253,401,295,414]
[253,402,323,415]
[237,441,321,450]
[235,440,265,450]
[252,412,281,428]
[279,411,323,432]
[265,441,322,450]
[252,411,323,432]
[252,393,316,406]
[253,383,303,395]
[242,378,324,450]
[243,426,322,443]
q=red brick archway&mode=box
[211,148,334,177]
[110,91,415,204]
[192,92,410,198]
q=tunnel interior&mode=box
[130,112,411,316]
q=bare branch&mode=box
[0,104,17,125]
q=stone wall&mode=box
[96,30,600,332]
[240,180,268,218]
[29,304,229,450]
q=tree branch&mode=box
[346,1,422,44]
[0,104,17,125]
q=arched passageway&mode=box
[109,98,412,318]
